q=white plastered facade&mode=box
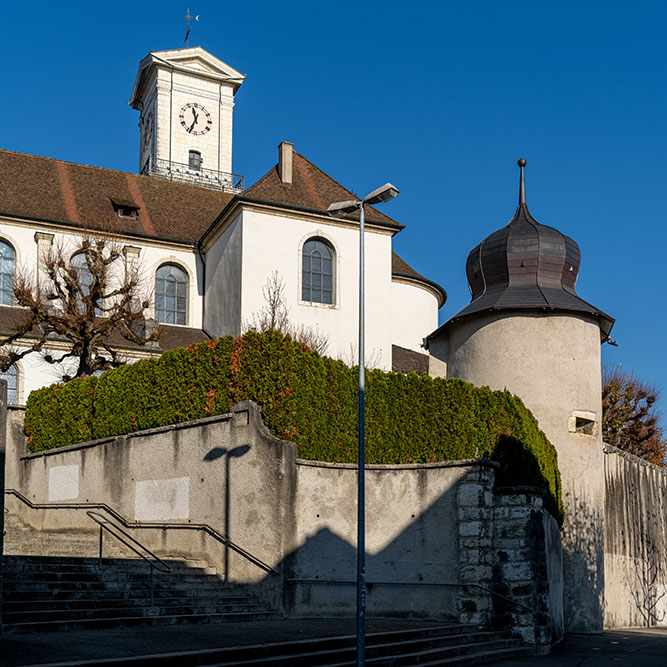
[203,206,440,369]
[0,217,202,402]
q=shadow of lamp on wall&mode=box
[203,444,252,582]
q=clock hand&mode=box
[189,108,200,132]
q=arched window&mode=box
[1,364,17,404]
[189,150,202,171]
[302,238,334,305]
[155,264,188,325]
[70,252,102,316]
[0,239,16,306]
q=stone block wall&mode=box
[457,464,496,625]
[492,488,562,647]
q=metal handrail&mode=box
[86,510,171,572]
[4,488,279,576]
[86,510,170,607]
[286,579,537,613]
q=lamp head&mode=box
[327,199,361,215]
[364,183,399,205]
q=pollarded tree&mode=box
[0,232,159,380]
[602,366,666,467]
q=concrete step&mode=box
[2,559,218,576]
[1,609,278,634]
[2,570,226,585]
[3,594,254,612]
[413,646,533,665]
[3,601,271,623]
[3,554,213,571]
[1,550,277,634]
[39,625,530,666]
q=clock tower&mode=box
[129,47,245,191]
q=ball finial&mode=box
[518,158,527,168]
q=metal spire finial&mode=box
[517,158,527,205]
[184,9,199,47]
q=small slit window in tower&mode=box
[575,418,595,435]
[189,151,202,171]
[568,411,597,436]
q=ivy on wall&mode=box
[24,330,563,523]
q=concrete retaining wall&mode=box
[286,459,473,619]
[4,401,562,643]
[604,444,667,628]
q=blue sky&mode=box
[2,1,665,409]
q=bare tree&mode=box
[0,232,159,380]
[630,536,667,627]
[602,366,666,467]
[244,271,329,356]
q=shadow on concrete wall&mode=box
[276,481,461,620]
[562,497,604,631]
[203,444,251,582]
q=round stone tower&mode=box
[427,159,614,633]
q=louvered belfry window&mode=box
[155,264,188,325]
[189,150,202,171]
[302,238,334,305]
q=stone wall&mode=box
[493,488,564,647]
[4,401,562,644]
[604,444,667,628]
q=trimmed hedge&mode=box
[24,330,563,523]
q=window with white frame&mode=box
[302,238,334,305]
[1,364,17,404]
[155,264,188,325]
[70,252,103,316]
[0,239,15,305]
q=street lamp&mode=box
[327,182,399,666]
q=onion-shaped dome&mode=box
[449,159,614,340]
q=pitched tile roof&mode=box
[392,344,429,374]
[0,150,233,244]
[242,150,404,230]
[0,305,210,352]
[0,148,445,306]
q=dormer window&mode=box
[189,150,202,171]
[109,198,139,220]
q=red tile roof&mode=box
[0,150,233,244]
[0,305,210,352]
[243,150,404,229]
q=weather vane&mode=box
[184,8,199,47]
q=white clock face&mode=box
[179,103,212,135]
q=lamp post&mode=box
[327,183,399,666]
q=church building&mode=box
[0,46,446,403]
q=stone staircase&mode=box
[163,627,532,666]
[2,512,277,634]
[1,555,276,634]
[2,514,533,664]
